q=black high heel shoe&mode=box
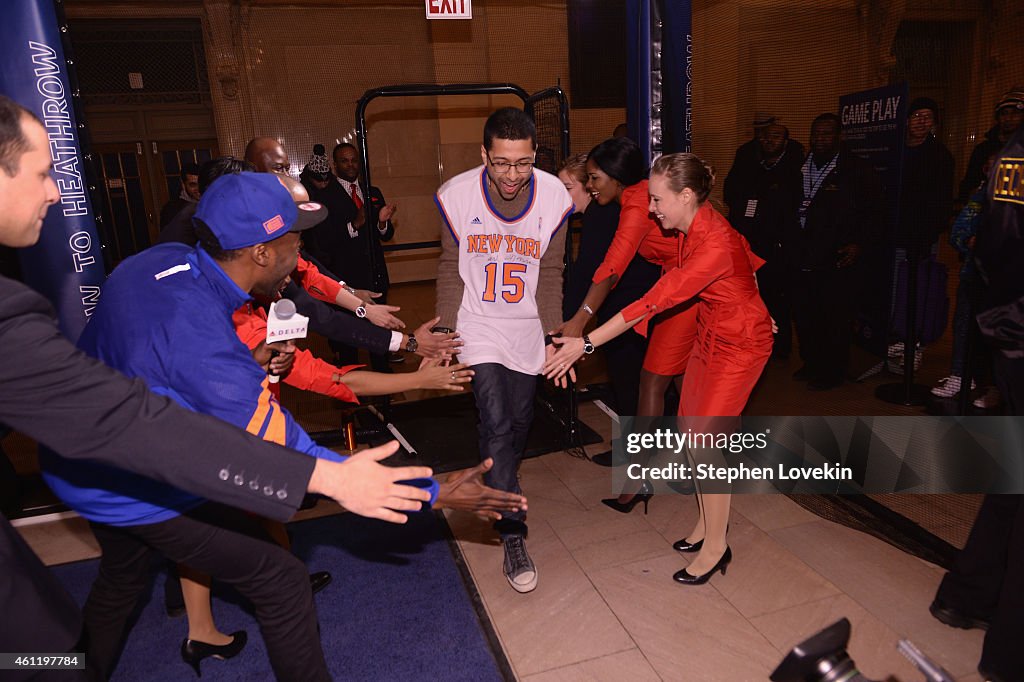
[672,537,703,553]
[181,630,247,677]
[672,546,732,585]
[601,480,654,515]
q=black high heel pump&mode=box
[181,630,247,677]
[601,480,654,514]
[672,546,732,585]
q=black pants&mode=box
[933,350,1024,680]
[601,325,647,416]
[83,503,327,682]
[790,268,855,383]
[935,495,1024,680]
[757,260,791,356]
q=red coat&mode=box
[622,203,773,416]
[592,180,697,375]
[233,303,361,404]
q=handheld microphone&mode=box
[266,298,309,383]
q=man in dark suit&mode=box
[309,143,399,368]
[786,113,884,390]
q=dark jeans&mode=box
[472,363,536,537]
[83,503,327,682]
[790,267,855,383]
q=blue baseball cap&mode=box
[194,172,326,250]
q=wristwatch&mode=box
[582,335,595,355]
[354,305,367,318]
[405,334,418,353]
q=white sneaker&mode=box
[973,387,1002,410]
[502,536,538,593]
[930,375,976,398]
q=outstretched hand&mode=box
[435,458,528,521]
[414,317,463,361]
[365,302,405,330]
[415,358,474,391]
[307,441,434,524]
[543,337,583,385]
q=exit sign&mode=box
[425,0,471,19]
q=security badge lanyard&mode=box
[799,153,838,228]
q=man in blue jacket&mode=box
[40,173,431,682]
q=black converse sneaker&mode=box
[502,535,537,593]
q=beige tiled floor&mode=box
[445,406,985,680]
[13,281,989,681]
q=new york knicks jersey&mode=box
[435,166,573,374]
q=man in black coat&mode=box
[930,125,1024,682]
[307,143,396,297]
[724,122,803,358]
[958,88,1023,201]
[787,113,884,390]
[308,143,398,369]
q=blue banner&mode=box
[625,0,651,160]
[661,0,692,154]
[0,0,104,342]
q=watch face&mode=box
[355,306,366,318]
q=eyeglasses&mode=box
[487,154,535,174]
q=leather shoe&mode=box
[590,449,629,467]
[310,571,332,594]
[929,598,989,631]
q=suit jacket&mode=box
[307,179,394,293]
[786,151,884,271]
[0,275,315,661]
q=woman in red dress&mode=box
[545,153,773,585]
[558,138,698,506]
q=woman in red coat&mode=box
[545,153,773,585]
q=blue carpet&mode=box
[51,512,506,681]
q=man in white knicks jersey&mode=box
[435,107,573,593]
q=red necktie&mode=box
[350,184,363,210]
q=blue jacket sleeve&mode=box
[161,305,438,504]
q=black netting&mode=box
[69,20,208,106]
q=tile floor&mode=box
[13,280,989,681]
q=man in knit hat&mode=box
[300,143,333,194]
[959,87,1024,200]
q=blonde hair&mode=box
[650,153,715,203]
[557,152,589,185]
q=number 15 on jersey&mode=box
[481,262,527,303]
